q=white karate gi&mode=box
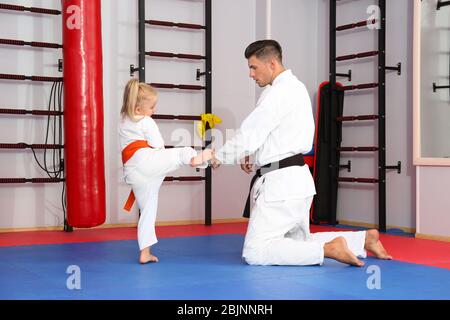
[119,115,201,250]
[215,70,367,266]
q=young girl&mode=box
[119,79,214,264]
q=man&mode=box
[211,40,392,267]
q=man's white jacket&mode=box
[215,69,317,202]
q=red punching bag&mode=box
[62,0,106,228]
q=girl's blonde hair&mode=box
[121,78,158,120]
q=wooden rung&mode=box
[337,147,379,152]
[0,108,63,116]
[164,176,206,182]
[336,19,377,31]
[338,177,379,184]
[336,50,379,61]
[149,83,205,90]
[0,38,62,49]
[0,178,64,184]
[152,114,201,121]
[146,19,205,30]
[165,145,202,150]
[0,143,63,150]
[0,3,61,15]
[336,115,380,122]
[0,73,62,82]
[342,83,379,91]
[146,51,205,60]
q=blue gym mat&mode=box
[0,234,449,300]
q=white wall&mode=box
[0,0,257,229]
[270,0,319,99]
[104,0,209,227]
[254,0,319,107]
[315,0,416,230]
[210,0,256,220]
[255,0,415,230]
[105,0,257,224]
[417,167,450,238]
[0,0,417,231]
[0,0,63,229]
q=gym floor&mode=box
[0,223,449,300]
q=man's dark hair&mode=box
[244,40,283,62]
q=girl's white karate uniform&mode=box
[119,115,203,250]
[215,70,367,266]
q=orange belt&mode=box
[122,140,152,212]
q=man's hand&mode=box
[240,156,253,174]
[211,157,221,170]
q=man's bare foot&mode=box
[190,149,214,167]
[364,229,393,260]
[139,248,159,264]
[324,237,365,267]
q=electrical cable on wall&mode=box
[29,80,66,228]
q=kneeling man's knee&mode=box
[243,247,265,266]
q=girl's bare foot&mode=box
[364,229,393,260]
[324,237,365,267]
[190,149,214,167]
[139,248,159,264]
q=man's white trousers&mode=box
[243,183,367,266]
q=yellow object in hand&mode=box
[197,113,222,139]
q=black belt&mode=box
[242,153,305,218]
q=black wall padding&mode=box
[312,83,344,224]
